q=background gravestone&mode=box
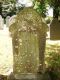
[0,15,4,29]
[9,7,47,80]
[6,15,16,28]
[50,18,60,40]
[6,16,10,27]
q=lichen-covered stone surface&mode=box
[9,7,47,77]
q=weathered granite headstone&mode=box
[0,15,4,29]
[9,7,47,80]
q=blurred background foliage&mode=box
[0,0,60,18]
[45,44,60,79]
[33,0,48,17]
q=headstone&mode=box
[9,7,47,80]
[50,18,60,40]
[6,16,10,27]
[0,15,4,29]
[6,15,16,27]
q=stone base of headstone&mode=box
[8,73,43,80]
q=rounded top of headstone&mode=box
[9,8,47,35]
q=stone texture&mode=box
[9,7,47,79]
